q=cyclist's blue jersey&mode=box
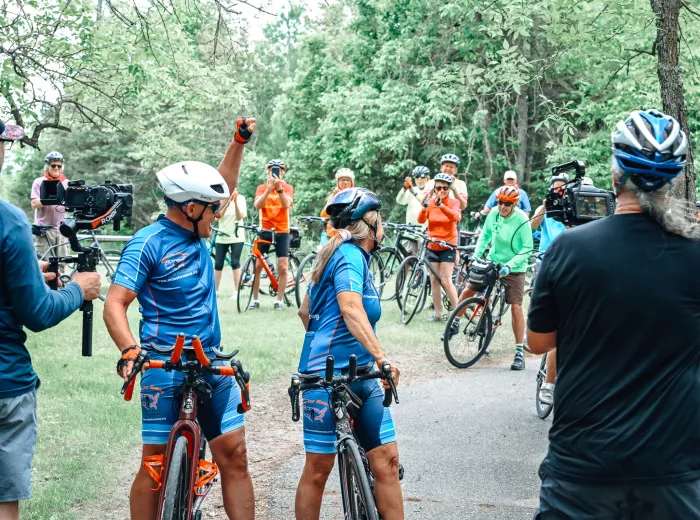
[112,215,221,351]
[299,242,381,373]
[539,215,566,252]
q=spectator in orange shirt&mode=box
[417,173,461,322]
[253,159,294,310]
[319,168,355,245]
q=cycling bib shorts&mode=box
[302,378,395,455]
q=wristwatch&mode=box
[277,189,283,194]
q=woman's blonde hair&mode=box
[310,210,380,284]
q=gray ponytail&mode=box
[613,161,700,240]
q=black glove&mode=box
[234,117,254,144]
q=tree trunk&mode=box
[650,0,696,203]
[515,33,532,186]
[474,12,496,186]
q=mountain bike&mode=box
[288,354,399,520]
[377,222,423,301]
[121,334,252,520]
[395,234,472,325]
[442,259,509,369]
[535,351,554,419]
[236,225,305,311]
[293,217,386,307]
[34,225,121,300]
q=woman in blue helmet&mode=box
[296,188,404,520]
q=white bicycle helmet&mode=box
[156,161,230,204]
[440,153,460,166]
[433,173,454,185]
[335,168,355,182]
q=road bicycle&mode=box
[376,222,424,302]
[535,351,554,419]
[121,334,251,520]
[294,216,386,308]
[442,259,510,369]
[288,354,399,520]
[33,225,122,300]
[394,234,472,325]
[294,216,329,308]
[237,225,304,311]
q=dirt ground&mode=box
[73,347,456,519]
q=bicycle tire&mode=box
[284,254,301,306]
[443,297,493,369]
[400,261,426,325]
[294,252,316,308]
[161,436,190,520]
[535,353,553,419]
[339,440,379,520]
[368,251,385,299]
[394,255,418,312]
[377,247,400,301]
[237,256,256,313]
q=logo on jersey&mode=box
[141,385,164,412]
[162,252,187,270]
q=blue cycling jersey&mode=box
[112,215,221,350]
[299,242,381,373]
[539,215,566,252]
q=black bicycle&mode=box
[377,222,424,301]
[442,259,509,368]
[288,355,399,520]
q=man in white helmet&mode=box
[104,118,257,520]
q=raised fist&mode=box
[234,117,257,144]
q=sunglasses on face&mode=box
[49,164,63,169]
[435,186,450,192]
[209,203,221,213]
[497,201,514,207]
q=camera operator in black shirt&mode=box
[528,109,700,519]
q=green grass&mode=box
[20,273,520,518]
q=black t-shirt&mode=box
[528,213,700,485]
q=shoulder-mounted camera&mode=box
[544,161,616,226]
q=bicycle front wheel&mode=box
[444,297,493,369]
[395,255,417,312]
[161,436,191,520]
[368,251,385,299]
[339,440,379,520]
[400,261,427,325]
[294,252,316,308]
[377,247,400,301]
[535,353,553,419]
[237,256,256,313]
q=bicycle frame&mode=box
[122,334,251,520]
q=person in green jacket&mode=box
[453,186,533,370]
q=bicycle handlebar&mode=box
[299,216,328,224]
[211,227,230,237]
[120,333,252,413]
[288,355,398,422]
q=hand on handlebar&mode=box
[378,358,400,389]
[117,345,146,381]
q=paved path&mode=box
[267,359,551,518]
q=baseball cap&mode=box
[0,120,25,142]
[504,170,517,181]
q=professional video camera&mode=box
[40,179,134,356]
[544,160,616,226]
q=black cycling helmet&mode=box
[325,188,382,230]
[412,166,430,178]
[45,151,64,163]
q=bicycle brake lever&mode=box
[121,351,147,401]
[289,376,301,422]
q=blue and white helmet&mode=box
[611,109,687,192]
[440,153,460,166]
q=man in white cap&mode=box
[480,170,532,217]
